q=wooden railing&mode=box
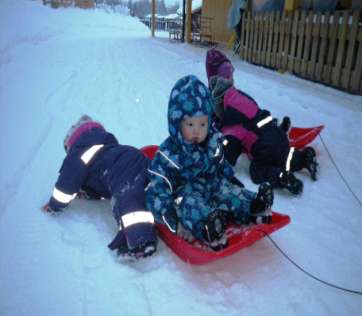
[239,10,362,95]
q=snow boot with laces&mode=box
[303,147,319,181]
[202,211,229,251]
[250,182,273,224]
[279,170,303,195]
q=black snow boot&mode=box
[303,147,319,181]
[250,182,273,224]
[202,211,229,251]
[279,170,303,195]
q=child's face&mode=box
[181,115,208,144]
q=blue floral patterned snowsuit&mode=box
[146,75,256,241]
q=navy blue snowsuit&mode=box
[48,127,156,251]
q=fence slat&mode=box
[282,11,292,70]
[252,14,259,63]
[240,11,247,58]
[295,10,306,74]
[301,11,313,78]
[257,14,264,64]
[246,12,253,62]
[307,12,321,79]
[332,11,349,88]
[323,11,339,84]
[341,11,359,90]
[265,12,274,67]
[261,13,268,64]
[351,25,362,92]
[315,12,330,82]
[288,10,299,72]
[277,11,286,69]
[271,11,280,68]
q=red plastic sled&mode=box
[140,145,291,265]
[288,125,324,149]
[157,213,290,265]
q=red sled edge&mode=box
[157,212,291,265]
[288,125,324,149]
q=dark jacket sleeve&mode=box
[48,151,88,212]
[145,150,177,223]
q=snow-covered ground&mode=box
[1,1,361,315]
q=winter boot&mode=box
[279,170,303,195]
[127,241,157,259]
[303,147,319,181]
[202,211,228,251]
[109,227,157,260]
[250,182,273,224]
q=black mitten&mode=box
[108,230,127,252]
[223,135,244,166]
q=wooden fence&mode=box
[239,10,362,94]
[140,17,182,32]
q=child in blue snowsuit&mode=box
[42,115,157,259]
[146,75,273,250]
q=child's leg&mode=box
[174,191,212,242]
[110,173,157,257]
[213,178,256,224]
[291,147,319,180]
[249,161,281,187]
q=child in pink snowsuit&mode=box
[206,49,319,195]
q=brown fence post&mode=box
[323,11,339,84]
[300,10,313,78]
[350,20,362,93]
[315,12,330,82]
[332,11,349,88]
[277,11,286,70]
[240,11,247,59]
[342,11,359,90]
[265,12,274,67]
[288,10,299,72]
[282,11,292,70]
[271,11,280,69]
[261,12,268,65]
[307,12,321,79]
[295,10,306,75]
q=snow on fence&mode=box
[239,10,362,95]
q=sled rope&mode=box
[319,134,362,209]
[257,229,362,295]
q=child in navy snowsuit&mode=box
[206,49,319,195]
[43,115,157,259]
[145,75,273,250]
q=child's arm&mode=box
[146,153,178,233]
[44,152,87,213]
